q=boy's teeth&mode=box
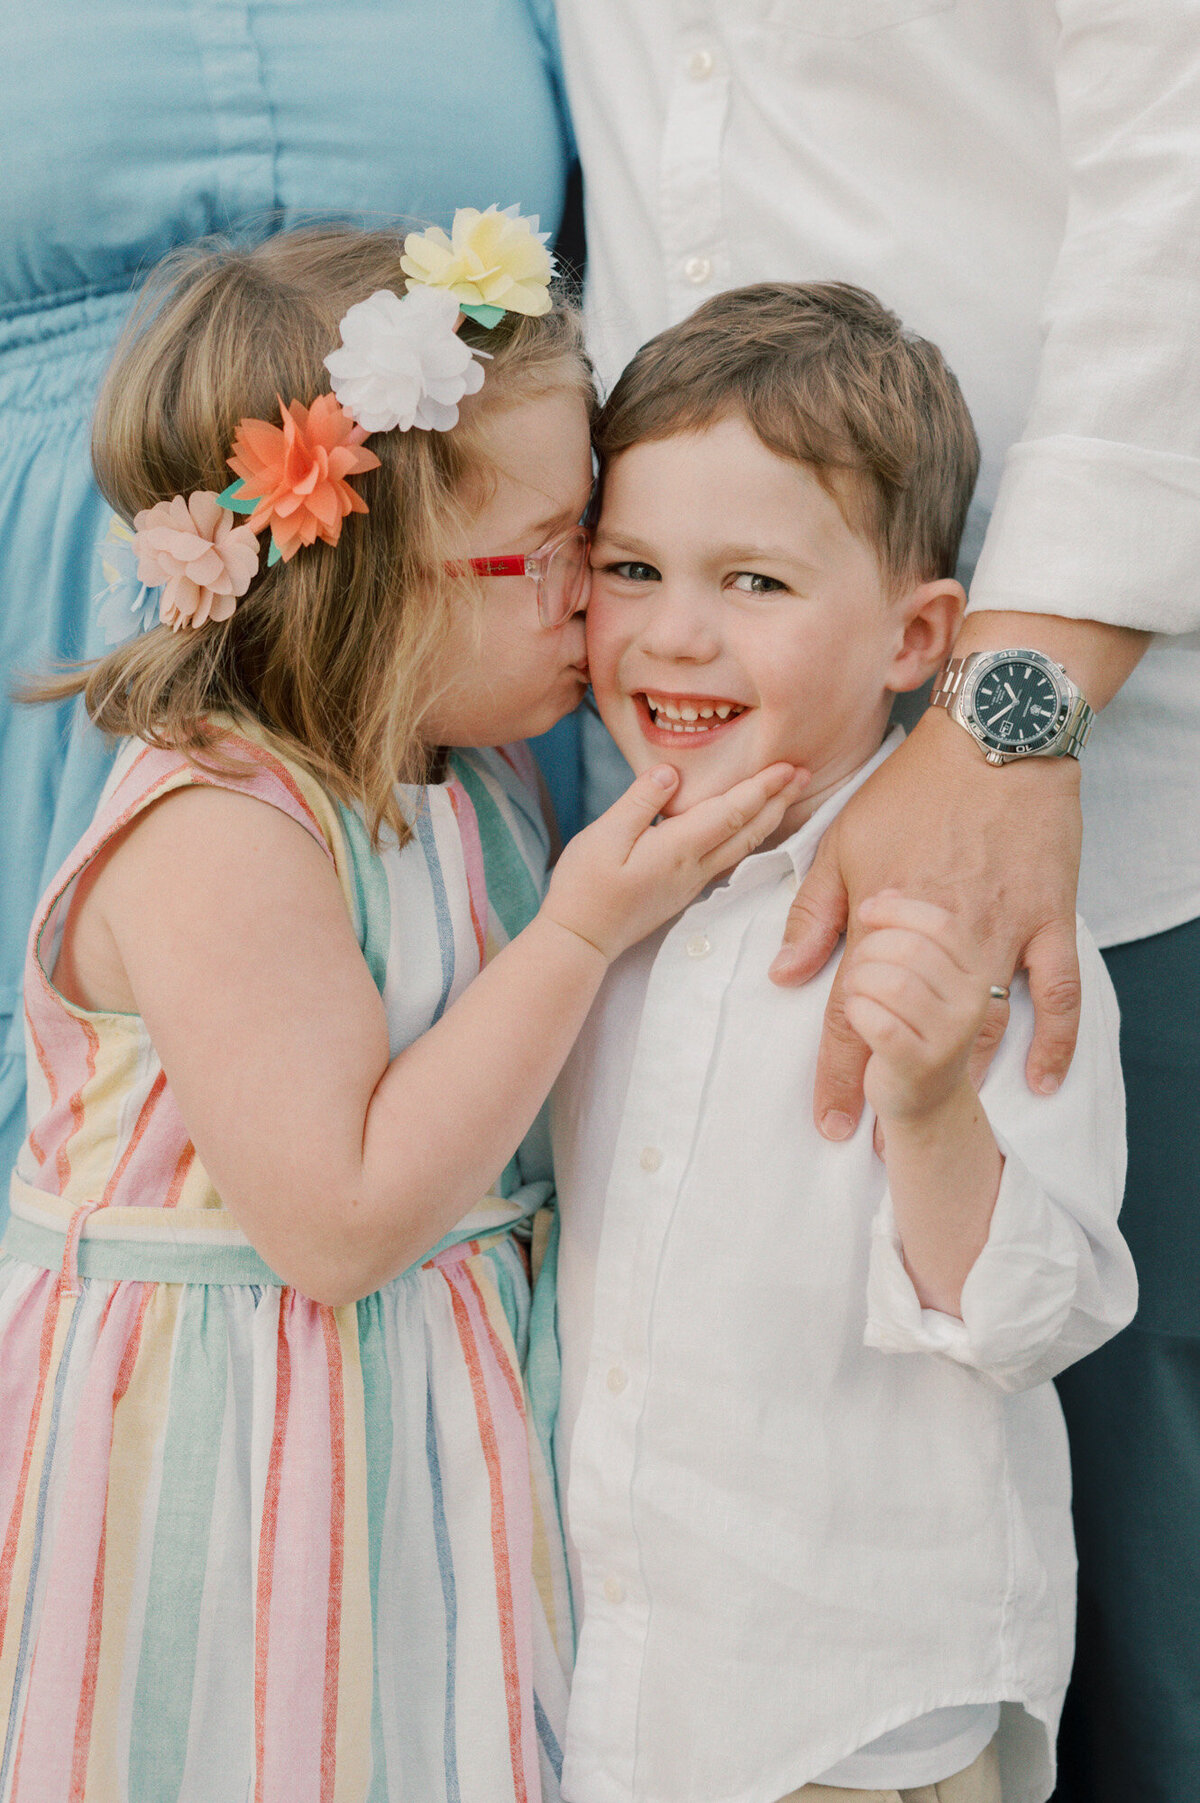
[646,694,740,730]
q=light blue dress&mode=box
[0,1,578,1211]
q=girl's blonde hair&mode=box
[34,227,593,843]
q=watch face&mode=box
[968,656,1065,753]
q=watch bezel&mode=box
[960,649,1072,757]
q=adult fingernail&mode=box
[650,765,676,788]
[820,1110,855,1141]
[1037,1073,1061,1096]
[769,949,801,979]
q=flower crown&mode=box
[97,206,554,643]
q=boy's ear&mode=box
[887,577,967,694]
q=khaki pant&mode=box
[777,1736,1001,1803]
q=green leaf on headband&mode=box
[217,479,259,515]
[459,303,506,329]
[267,538,283,568]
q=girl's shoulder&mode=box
[79,722,372,967]
[100,725,343,848]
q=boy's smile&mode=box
[588,414,955,841]
[637,690,748,743]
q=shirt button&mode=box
[604,1575,626,1605]
[685,932,711,959]
[606,1365,629,1394]
[683,255,712,285]
[639,1145,663,1172]
[686,46,715,79]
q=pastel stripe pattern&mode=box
[0,729,568,1802]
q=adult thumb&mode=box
[769,833,849,986]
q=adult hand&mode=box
[769,707,1082,1139]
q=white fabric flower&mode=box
[324,286,488,434]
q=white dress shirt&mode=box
[555,0,1200,947]
[552,736,1138,1803]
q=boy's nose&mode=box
[639,583,721,661]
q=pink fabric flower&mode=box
[132,493,261,630]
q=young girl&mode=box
[0,218,801,1803]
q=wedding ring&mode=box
[989,983,1010,1002]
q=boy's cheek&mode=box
[585,607,635,738]
[591,680,648,772]
[583,594,616,665]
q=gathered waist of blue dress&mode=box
[0,285,137,412]
[0,277,139,335]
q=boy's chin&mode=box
[653,767,732,816]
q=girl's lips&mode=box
[633,691,749,748]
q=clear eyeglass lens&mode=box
[539,527,590,627]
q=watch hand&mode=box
[988,697,1018,722]
[1004,682,1018,702]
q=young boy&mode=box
[552,285,1137,1803]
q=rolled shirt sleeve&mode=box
[967,0,1200,635]
[865,920,1138,1389]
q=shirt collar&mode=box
[722,727,906,892]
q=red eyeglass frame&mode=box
[446,523,592,627]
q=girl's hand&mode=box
[543,761,807,962]
[841,891,994,1124]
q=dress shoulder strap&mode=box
[28,733,344,1019]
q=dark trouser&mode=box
[1053,913,1200,1802]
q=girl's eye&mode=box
[728,571,787,595]
[600,560,662,583]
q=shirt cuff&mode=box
[967,435,1200,635]
[864,1147,1080,1377]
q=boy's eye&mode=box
[728,571,787,595]
[600,560,662,584]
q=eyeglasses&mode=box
[447,523,592,628]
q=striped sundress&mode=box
[0,728,572,1803]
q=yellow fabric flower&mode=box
[401,205,553,318]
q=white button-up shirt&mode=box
[552,738,1137,1803]
[556,0,1200,948]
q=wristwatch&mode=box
[930,648,1094,765]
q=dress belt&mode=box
[4,1175,285,1287]
[3,1173,535,1289]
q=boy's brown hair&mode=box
[28,227,593,846]
[593,282,979,586]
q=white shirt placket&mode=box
[566,883,755,1789]
[660,1,728,320]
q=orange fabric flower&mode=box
[227,393,381,561]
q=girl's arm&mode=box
[83,759,802,1304]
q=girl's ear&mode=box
[886,578,967,694]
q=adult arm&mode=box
[772,613,1148,1138]
[775,0,1200,1136]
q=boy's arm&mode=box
[844,897,1137,1392]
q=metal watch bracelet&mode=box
[930,652,1094,761]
